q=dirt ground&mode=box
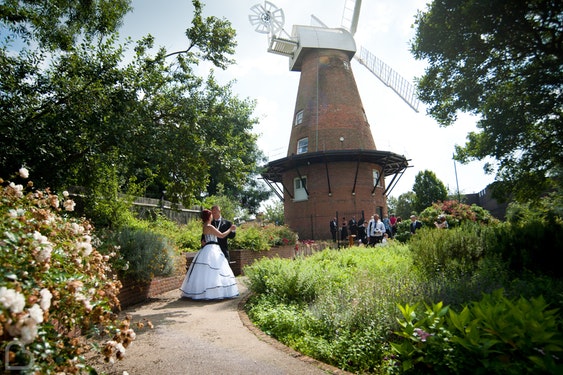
[93,278,351,375]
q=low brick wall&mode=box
[118,275,184,308]
[229,245,295,276]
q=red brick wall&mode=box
[118,275,184,309]
[229,246,296,276]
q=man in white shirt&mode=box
[373,214,385,244]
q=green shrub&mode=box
[139,216,203,253]
[173,219,203,251]
[116,227,176,282]
[409,224,485,279]
[243,257,321,303]
[481,219,563,278]
[244,237,563,374]
[394,220,412,242]
[231,225,270,251]
[392,289,563,374]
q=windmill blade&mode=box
[310,14,328,28]
[249,1,286,35]
[355,46,420,112]
[341,0,362,35]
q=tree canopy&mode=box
[0,0,270,216]
[412,170,448,213]
[412,0,562,202]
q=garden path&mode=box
[93,277,350,375]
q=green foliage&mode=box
[245,244,422,373]
[261,224,298,247]
[0,0,131,51]
[231,225,270,251]
[391,301,460,374]
[405,224,511,306]
[228,223,298,251]
[114,227,176,282]
[262,200,284,225]
[392,290,563,374]
[412,0,563,202]
[201,194,237,224]
[413,170,448,213]
[409,225,485,279]
[82,157,145,228]
[244,220,563,374]
[481,219,563,278]
[394,219,413,243]
[244,257,321,303]
[391,191,416,220]
[171,219,204,252]
[0,170,133,373]
[505,198,563,226]
[1,0,267,215]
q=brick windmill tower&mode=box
[249,0,420,241]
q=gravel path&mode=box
[94,278,350,375]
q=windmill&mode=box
[249,0,416,241]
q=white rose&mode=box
[18,167,29,179]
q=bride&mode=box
[180,209,239,300]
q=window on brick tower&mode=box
[373,170,382,187]
[297,137,308,154]
[295,110,304,125]
[294,176,308,201]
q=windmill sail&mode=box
[355,46,420,112]
[339,0,419,112]
[341,0,362,36]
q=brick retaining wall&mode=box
[118,275,184,309]
[229,246,296,276]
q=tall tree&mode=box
[0,0,268,217]
[392,191,417,220]
[412,0,563,202]
[412,170,448,213]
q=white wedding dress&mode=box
[180,233,239,300]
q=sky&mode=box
[121,0,496,198]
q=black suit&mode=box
[213,217,235,261]
[330,219,338,242]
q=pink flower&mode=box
[414,328,432,342]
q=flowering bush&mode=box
[420,200,498,228]
[0,168,134,373]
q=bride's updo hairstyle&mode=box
[201,209,212,223]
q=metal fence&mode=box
[132,197,201,225]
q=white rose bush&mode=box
[1,169,135,373]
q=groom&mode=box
[211,205,236,262]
